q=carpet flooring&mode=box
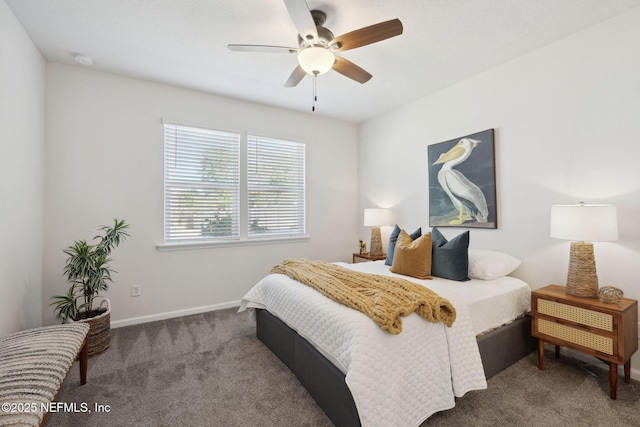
[48,308,640,427]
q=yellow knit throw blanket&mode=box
[271,259,456,334]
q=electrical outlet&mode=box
[131,284,141,297]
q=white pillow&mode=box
[468,249,521,280]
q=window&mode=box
[164,124,240,242]
[248,135,305,238]
[163,123,306,246]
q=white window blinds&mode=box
[164,124,240,242]
[247,135,305,238]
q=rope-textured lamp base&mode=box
[369,227,383,256]
[566,241,599,298]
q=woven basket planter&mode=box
[72,298,111,357]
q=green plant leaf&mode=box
[55,219,130,318]
[50,286,78,322]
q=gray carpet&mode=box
[48,308,640,427]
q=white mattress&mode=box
[240,260,532,427]
[345,260,531,335]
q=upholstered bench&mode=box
[0,323,89,427]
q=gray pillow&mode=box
[385,225,422,266]
[431,227,470,281]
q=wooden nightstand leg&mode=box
[624,360,631,384]
[609,362,618,400]
[537,339,545,370]
[554,345,560,359]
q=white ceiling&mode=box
[7,0,640,123]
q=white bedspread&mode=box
[349,261,531,336]
[239,261,523,427]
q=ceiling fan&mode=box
[228,0,403,88]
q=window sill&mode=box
[156,235,310,252]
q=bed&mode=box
[240,252,535,427]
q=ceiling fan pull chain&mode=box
[312,73,317,112]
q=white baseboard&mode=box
[545,344,640,382]
[110,300,241,328]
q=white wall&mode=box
[0,1,45,335]
[359,8,640,372]
[43,63,359,326]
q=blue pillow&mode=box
[385,225,421,266]
[431,227,470,281]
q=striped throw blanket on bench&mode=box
[0,323,89,427]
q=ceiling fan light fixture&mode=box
[229,2,403,87]
[298,46,335,75]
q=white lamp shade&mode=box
[550,204,618,242]
[364,208,390,227]
[298,46,335,75]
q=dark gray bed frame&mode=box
[256,308,536,427]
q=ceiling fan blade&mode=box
[283,0,318,42]
[330,19,403,52]
[284,65,307,87]
[332,57,372,84]
[228,44,297,54]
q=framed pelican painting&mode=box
[428,129,497,229]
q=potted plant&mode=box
[51,218,130,356]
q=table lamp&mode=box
[550,203,618,298]
[364,208,390,257]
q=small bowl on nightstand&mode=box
[597,286,624,303]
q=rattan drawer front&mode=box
[538,319,614,355]
[537,299,613,331]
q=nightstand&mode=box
[352,253,386,263]
[531,284,638,399]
